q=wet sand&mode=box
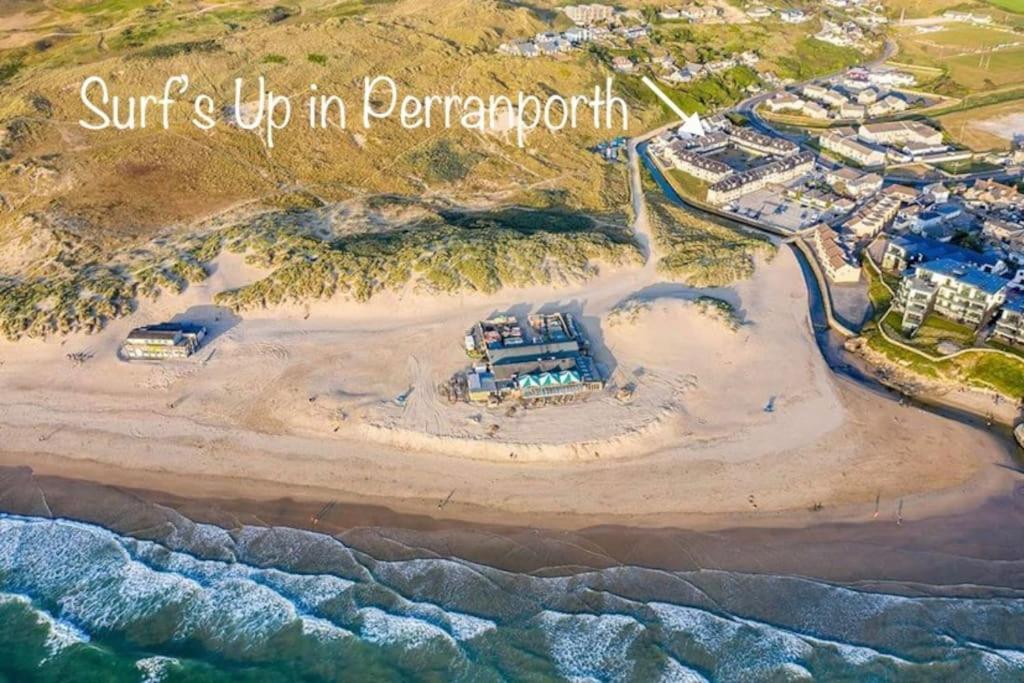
[2,464,1023,596]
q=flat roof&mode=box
[889,234,1001,268]
[1003,297,1024,313]
[918,258,1008,295]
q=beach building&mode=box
[993,298,1024,347]
[895,259,1008,333]
[121,322,207,360]
[839,102,866,120]
[463,313,603,403]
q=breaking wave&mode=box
[0,513,1022,681]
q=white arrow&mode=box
[640,76,704,136]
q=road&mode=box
[736,39,900,146]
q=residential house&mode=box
[812,224,861,283]
[765,93,805,113]
[843,194,901,238]
[964,179,1023,210]
[611,56,635,73]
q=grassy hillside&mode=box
[0,0,854,338]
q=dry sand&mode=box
[0,240,1016,531]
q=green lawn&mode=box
[913,313,977,350]
[987,0,1024,13]
[667,169,709,202]
[862,255,899,320]
[958,353,1024,397]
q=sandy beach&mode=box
[0,237,1018,533]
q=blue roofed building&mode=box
[894,258,1009,333]
[881,234,1003,274]
[993,297,1024,347]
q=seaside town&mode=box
[646,41,1024,385]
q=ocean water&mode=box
[0,513,1022,681]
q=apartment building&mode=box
[121,323,207,361]
[562,3,615,25]
[858,121,943,147]
[728,127,800,157]
[842,194,901,238]
[707,152,815,204]
[895,258,1008,333]
[882,234,1002,274]
[993,298,1024,347]
[662,142,733,183]
[820,131,886,167]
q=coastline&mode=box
[2,462,1023,595]
[0,126,1020,601]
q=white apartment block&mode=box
[707,152,815,205]
[820,132,886,167]
[858,121,943,147]
[896,258,1008,332]
[563,3,615,25]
